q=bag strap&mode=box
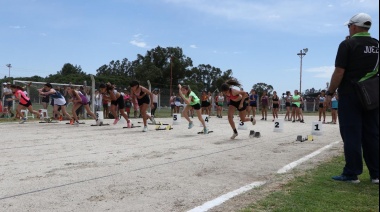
[359,41,379,82]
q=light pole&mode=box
[6,64,12,78]
[297,49,308,93]
[170,56,173,97]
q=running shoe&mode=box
[251,117,256,125]
[113,117,120,125]
[143,126,148,132]
[74,121,80,127]
[188,121,194,129]
[332,175,360,184]
[150,116,157,125]
[371,178,379,184]
[127,120,132,128]
[96,119,101,126]
[231,133,238,140]
[19,117,27,124]
[70,119,74,125]
[203,128,209,135]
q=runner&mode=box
[271,91,280,121]
[220,79,256,139]
[247,89,258,118]
[8,85,40,124]
[216,92,225,118]
[284,91,292,121]
[178,84,208,134]
[99,83,131,128]
[291,89,301,123]
[66,86,99,126]
[317,90,327,123]
[38,83,73,123]
[129,80,156,132]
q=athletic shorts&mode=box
[319,103,324,108]
[171,104,175,109]
[286,102,291,107]
[292,104,298,108]
[80,95,89,105]
[111,96,125,110]
[201,101,210,107]
[229,100,248,112]
[137,95,150,106]
[273,103,279,109]
[42,96,50,103]
[332,108,338,110]
[190,103,201,110]
[217,102,224,107]
[20,100,32,108]
[250,102,257,107]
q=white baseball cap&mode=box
[345,13,372,28]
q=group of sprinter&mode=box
[5,78,338,139]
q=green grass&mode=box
[241,155,379,212]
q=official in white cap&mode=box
[327,13,379,184]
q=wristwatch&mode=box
[326,91,334,96]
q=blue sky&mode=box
[0,0,378,94]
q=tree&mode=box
[252,83,274,96]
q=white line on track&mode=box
[277,141,341,174]
[187,181,266,212]
[188,141,341,212]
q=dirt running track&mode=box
[0,116,342,212]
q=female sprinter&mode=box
[284,91,292,121]
[221,79,256,139]
[99,83,131,128]
[9,85,40,124]
[67,86,99,126]
[130,80,156,132]
[39,83,73,123]
[317,90,327,123]
[271,91,280,121]
[178,84,208,134]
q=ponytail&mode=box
[221,78,241,92]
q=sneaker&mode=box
[231,133,238,140]
[188,122,194,129]
[292,120,296,123]
[127,121,132,128]
[203,128,209,135]
[150,116,157,125]
[332,175,360,184]
[113,117,120,125]
[96,119,101,126]
[19,117,27,124]
[261,118,264,120]
[371,178,379,184]
[300,120,305,123]
[143,126,148,132]
[251,117,256,125]
[74,121,80,127]
[70,119,74,125]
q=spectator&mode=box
[327,13,378,184]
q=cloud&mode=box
[190,44,198,49]
[306,66,335,78]
[130,34,149,48]
[9,26,26,29]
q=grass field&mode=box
[241,155,379,212]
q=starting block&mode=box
[66,122,85,125]
[249,130,261,138]
[296,135,308,142]
[91,121,110,126]
[123,124,141,129]
[39,118,58,124]
[307,135,314,141]
[156,125,173,130]
[198,131,213,134]
[139,121,169,125]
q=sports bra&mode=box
[228,89,240,100]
